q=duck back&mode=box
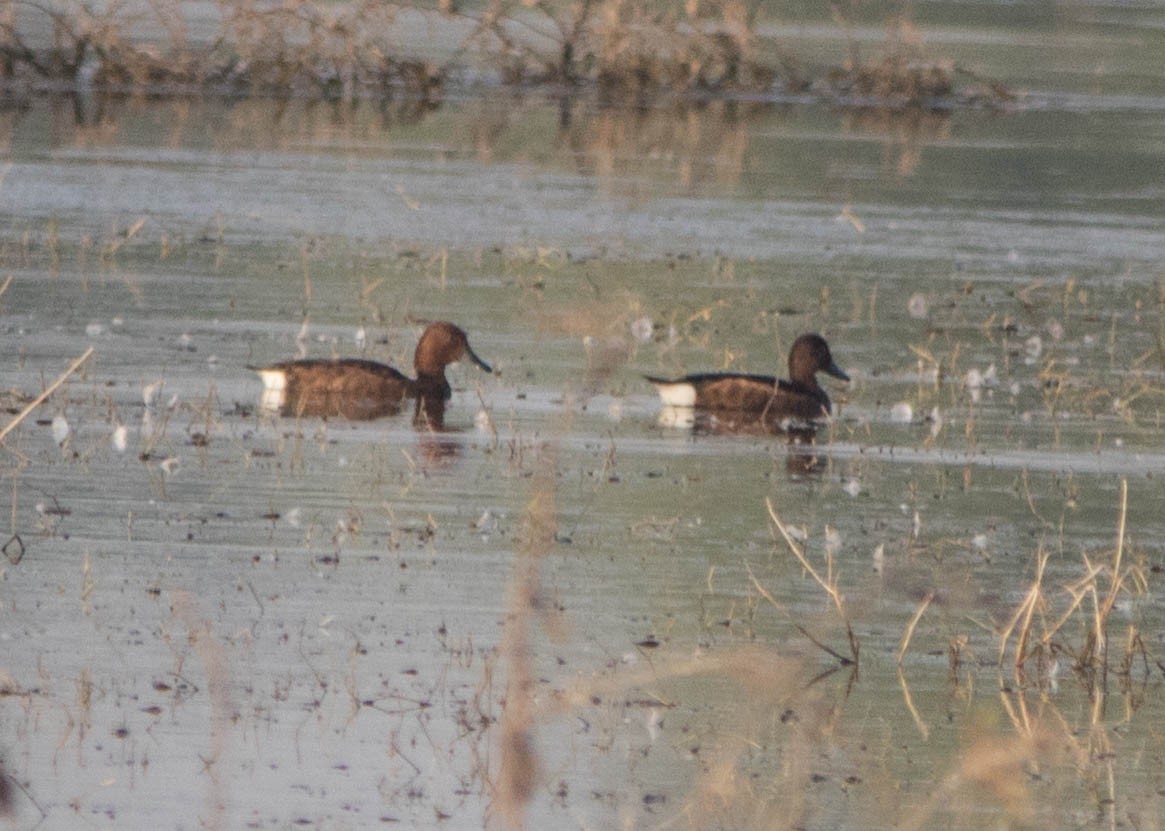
[259,359,412,420]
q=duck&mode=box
[645,332,849,424]
[256,321,492,424]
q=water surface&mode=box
[2,6,1165,828]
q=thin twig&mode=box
[1099,478,1128,622]
[746,566,853,664]
[762,497,860,664]
[897,591,933,666]
[0,347,95,444]
[897,666,929,738]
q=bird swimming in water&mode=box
[645,332,849,425]
[256,321,492,426]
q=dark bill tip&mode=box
[826,362,850,382]
[466,344,493,373]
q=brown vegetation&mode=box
[0,0,1012,106]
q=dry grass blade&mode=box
[0,347,95,445]
[897,591,933,666]
[762,497,859,664]
[998,479,1149,691]
[897,666,929,739]
[1098,478,1128,623]
[996,547,1047,675]
[747,564,852,665]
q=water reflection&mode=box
[415,426,467,468]
[656,405,830,473]
[5,90,951,189]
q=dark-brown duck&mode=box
[257,321,492,423]
[645,332,849,423]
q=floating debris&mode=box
[1024,335,1043,363]
[112,424,128,452]
[824,527,842,558]
[142,381,165,408]
[51,414,70,445]
[907,293,929,319]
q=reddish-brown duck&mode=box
[645,332,848,423]
[257,321,491,423]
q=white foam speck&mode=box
[890,402,913,423]
[51,414,70,445]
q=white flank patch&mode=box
[651,381,697,408]
[257,369,287,411]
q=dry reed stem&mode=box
[999,479,1146,690]
[996,547,1047,674]
[763,497,859,664]
[896,590,932,666]
[897,667,929,739]
[1098,478,1128,623]
[747,565,852,665]
[0,347,95,445]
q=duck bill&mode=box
[826,362,850,383]
[465,343,493,373]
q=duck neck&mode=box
[413,372,451,400]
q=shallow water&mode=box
[2,6,1165,829]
